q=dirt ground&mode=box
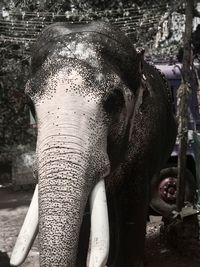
[0,187,200,267]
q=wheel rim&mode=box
[159,177,177,204]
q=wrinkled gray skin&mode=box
[26,21,176,267]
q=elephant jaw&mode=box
[10,180,109,267]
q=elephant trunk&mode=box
[36,107,110,267]
[38,149,86,266]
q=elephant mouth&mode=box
[10,180,110,267]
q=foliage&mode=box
[0,42,36,152]
[177,24,200,63]
[150,2,200,62]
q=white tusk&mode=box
[87,179,109,267]
[10,184,39,266]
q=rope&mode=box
[0,4,166,53]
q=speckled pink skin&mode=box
[26,21,176,267]
[36,75,111,266]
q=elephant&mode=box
[10,21,176,267]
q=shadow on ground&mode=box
[0,187,33,209]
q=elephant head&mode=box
[11,21,176,267]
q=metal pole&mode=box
[176,0,194,212]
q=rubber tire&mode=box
[150,166,197,217]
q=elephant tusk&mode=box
[10,184,39,266]
[87,179,109,267]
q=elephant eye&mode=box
[103,89,125,114]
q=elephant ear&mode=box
[127,49,147,141]
[12,89,27,113]
[12,81,36,120]
[25,81,36,120]
[136,47,145,74]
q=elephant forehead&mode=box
[57,40,100,69]
[28,59,121,103]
